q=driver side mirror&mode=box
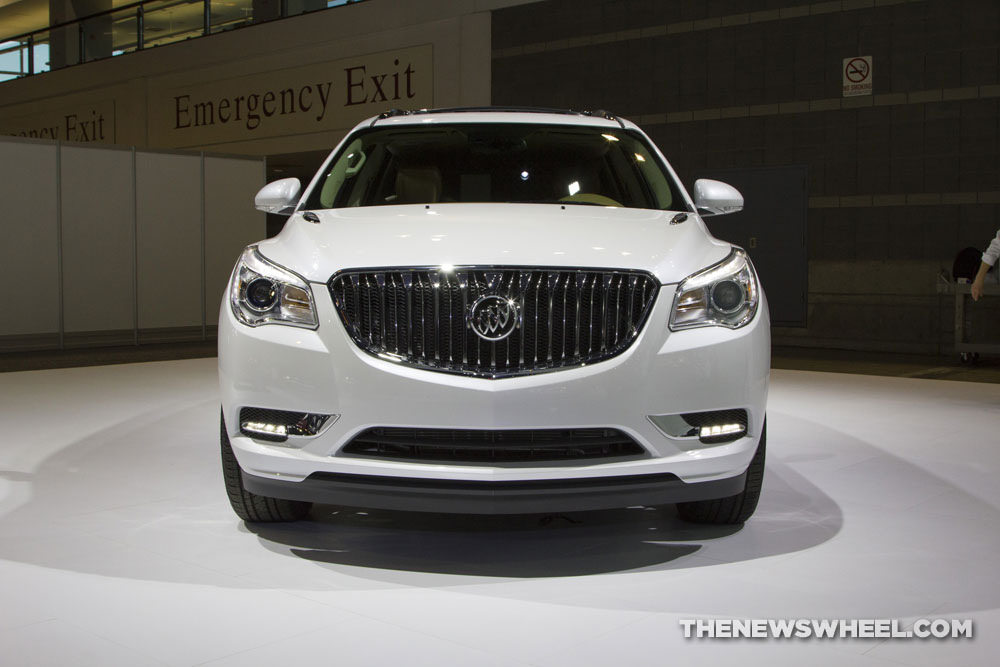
[693,179,743,216]
[254,177,301,215]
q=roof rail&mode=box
[369,109,413,127]
[368,106,626,128]
[578,109,626,129]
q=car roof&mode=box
[356,107,640,131]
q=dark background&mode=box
[492,0,1000,354]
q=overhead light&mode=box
[568,181,580,196]
[601,134,619,142]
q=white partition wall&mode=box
[60,145,135,342]
[0,140,60,349]
[204,157,267,327]
[0,137,265,351]
[136,152,204,333]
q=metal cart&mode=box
[939,281,1000,363]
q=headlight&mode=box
[230,246,317,329]
[669,248,759,330]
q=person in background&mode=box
[972,229,1000,301]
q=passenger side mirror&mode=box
[254,177,301,215]
[693,179,743,216]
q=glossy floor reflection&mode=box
[0,358,998,666]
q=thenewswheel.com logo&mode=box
[680,619,973,640]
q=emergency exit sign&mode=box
[843,56,873,97]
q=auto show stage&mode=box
[1,358,998,666]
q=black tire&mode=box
[220,411,311,522]
[676,420,766,525]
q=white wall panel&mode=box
[0,140,59,337]
[204,156,265,326]
[60,145,134,333]
[1,140,262,348]
[136,152,202,329]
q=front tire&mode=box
[220,412,311,522]
[676,420,766,525]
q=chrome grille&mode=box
[328,267,659,378]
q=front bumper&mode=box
[219,282,770,510]
[243,469,749,514]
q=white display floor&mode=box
[1,358,998,666]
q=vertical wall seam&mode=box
[55,141,64,350]
[201,152,207,341]
[132,147,139,345]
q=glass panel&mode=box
[80,14,115,63]
[46,24,80,71]
[142,0,205,49]
[0,40,25,81]
[209,0,255,34]
[32,34,52,74]
[0,37,50,79]
[110,9,140,56]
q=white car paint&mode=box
[219,109,771,515]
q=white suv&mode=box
[219,108,770,525]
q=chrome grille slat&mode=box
[445,275,454,363]
[600,273,609,353]
[574,274,583,357]
[588,273,596,354]
[615,276,625,345]
[329,267,658,379]
[405,272,414,357]
[546,273,555,362]
[377,273,387,350]
[561,274,570,360]
[627,275,637,334]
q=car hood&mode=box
[257,203,731,284]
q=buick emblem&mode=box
[469,295,519,341]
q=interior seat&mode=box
[394,166,442,204]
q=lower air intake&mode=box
[341,427,646,463]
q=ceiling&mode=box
[0,0,49,41]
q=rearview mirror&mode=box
[693,179,743,216]
[254,178,301,215]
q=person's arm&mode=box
[973,229,1000,301]
[972,261,990,301]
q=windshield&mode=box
[303,123,689,211]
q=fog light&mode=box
[699,423,745,439]
[648,408,749,445]
[239,407,337,443]
[242,421,288,439]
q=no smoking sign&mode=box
[842,56,873,97]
